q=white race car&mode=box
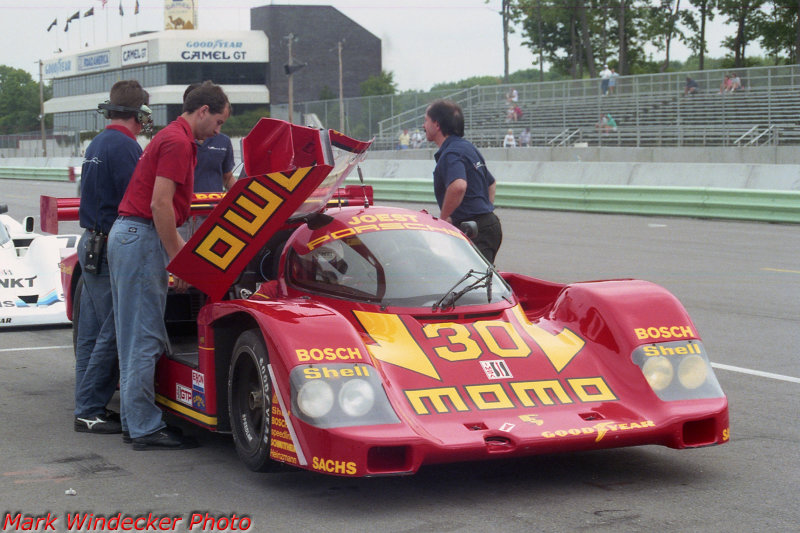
[0,204,79,327]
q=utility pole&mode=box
[38,60,46,157]
[338,40,344,133]
[287,33,295,124]
[284,33,307,124]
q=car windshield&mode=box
[0,220,10,247]
[288,228,512,308]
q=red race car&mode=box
[45,118,729,476]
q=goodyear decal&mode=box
[269,391,299,465]
[542,420,655,442]
[634,325,695,341]
[307,213,467,251]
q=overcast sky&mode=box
[1,1,756,92]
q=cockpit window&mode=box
[0,220,11,247]
[288,229,511,307]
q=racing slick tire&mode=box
[71,276,84,356]
[228,328,276,472]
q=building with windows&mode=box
[41,4,382,133]
[250,5,381,105]
[43,30,269,132]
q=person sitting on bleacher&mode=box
[684,76,699,96]
[730,73,742,92]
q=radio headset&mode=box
[97,101,153,132]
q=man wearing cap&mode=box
[73,80,151,435]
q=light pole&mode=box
[338,40,344,133]
[284,33,306,124]
[38,60,46,157]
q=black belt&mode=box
[118,215,154,226]
[454,212,495,226]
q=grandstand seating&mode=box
[374,65,800,150]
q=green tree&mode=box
[0,66,46,134]
[360,71,397,96]
[717,0,766,67]
[757,0,799,63]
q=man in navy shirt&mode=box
[424,99,503,263]
[74,80,151,434]
[184,83,235,192]
[179,83,235,239]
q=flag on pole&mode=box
[119,1,124,16]
[135,0,139,15]
[99,0,108,7]
[84,7,94,17]
[46,18,58,32]
[64,11,80,32]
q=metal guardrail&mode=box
[345,177,800,225]
[4,168,797,224]
[0,166,70,181]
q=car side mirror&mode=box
[460,221,478,239]
[23,216,35,233]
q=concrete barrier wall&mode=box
[357,158,800,191]
[3,149,798,223]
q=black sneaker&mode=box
[74,413,122,434]
[104,409,121,423]
[132,428,199,451]
[122,430,131,444]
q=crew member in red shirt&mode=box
[107,81,230,450]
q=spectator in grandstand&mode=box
[608,68,619,95]
[506,87,518,104]
[506,106,517,122]
[684,76,699,96]
[398,129,410,149]
[719,73,733,93]
[600,64,612,95]
[595,113,617,134]
[730,73,742,91]
[410,129,424,148]
[503,129,516,147]
[519,128,531,147]
[423,99,502,263]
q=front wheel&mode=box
[228,329,275,472]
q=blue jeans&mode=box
[74,230,119,418]
[108,218,170,439]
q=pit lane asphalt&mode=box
[2,179,798,533]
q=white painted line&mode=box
[0,345,72,353]
[712,362,800,384]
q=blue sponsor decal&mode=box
[193,391,206,411]
[78,51,110,72]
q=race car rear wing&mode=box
[40,186,372,235]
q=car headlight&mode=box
[678,354,708,389]
[631,340,725,401]
[642,355,674,391]
[339,378,375,417]
[290,363,400,428]
[297,380,334,418]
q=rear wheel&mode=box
[228,329,275,472]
